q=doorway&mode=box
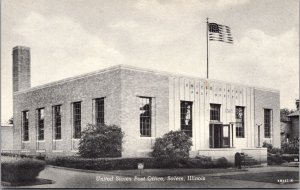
[209,124,230,148]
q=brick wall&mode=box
[120,68,169,157]
[13,69,122,154]
[13,46,31,92]
[1,126,13,150]
[254,88,280,147]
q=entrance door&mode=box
[209,124,230,148]
[222,125,230,148]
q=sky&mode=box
[1,0,299,124]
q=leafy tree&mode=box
[280,108,291,122]
[151,130,192,167]
[78,124,124,158]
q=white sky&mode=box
[1,0,299,124]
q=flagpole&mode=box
[206,17,209,79]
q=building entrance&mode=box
[209,124,230,148]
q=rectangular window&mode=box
[180,101,193,137]
[73,102,81,139]
[22,111,29,141]
[37,108,45,141]
[264,109,272,138]
[53,105,62,140]
[139,97,151,137]
[210,104,220,121]
[95,98,104,126]
[236,106,245,138]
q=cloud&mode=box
[211,28,298,108]
[14,12,124,85]
[109,0,250,46]
[214,0,249,10]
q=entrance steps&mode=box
[241,153,261,167]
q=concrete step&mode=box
[242,152,261,166]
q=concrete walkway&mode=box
[3,166,299,188]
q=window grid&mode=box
[95,98,104,126]
[37,108,45,141]
[22,111,29,141]
[73,102,81,139]
[180,101,193,137]
[53,105,62,140]
[210,104,220,121]
[264,109,271,138]
[139,97,151,137]
[235,106,245,138]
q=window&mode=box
[22,111,29,141]
[139,97,151,137]
[236,106,245,138]
[210,104,220,121]
[95,98,104,126]
[37,108,45,141]
[264,109,272,138]
[53,105,62,140]
[73,102,81,139]
[180,101,193,137]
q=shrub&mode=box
[195,155,212,162]
[281,137,299,154]
[262,142,273,152]
[262,142,282,154]
[1,159,45,184]
[46,156,156,170]
[151,130,193,167]
[46,156,231,170]
[78,124,124,158]
[267,153,285,165]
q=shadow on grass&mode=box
[220,171,299,184]
[1,178,54,187]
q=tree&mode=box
[78,124,124,158]
[280,108,291,122]
[151,130,193,167]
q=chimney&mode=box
[13,46,31,92]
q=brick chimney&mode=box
[13,46,31,92]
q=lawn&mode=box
[97,168,247,177]
[221,171,299,184]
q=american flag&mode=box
[208,23,233,44]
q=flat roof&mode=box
[14,64,280,95]
[288,110,299,117]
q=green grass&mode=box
[221,171,299,184]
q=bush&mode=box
[215,157,231,168]
[195,155,212,162]
[281,137,299,154]
[46,156,231,170]
[46,156,157,170]
[1,159,45,184]
[262,142,282,154]
[151,131,193,168]
[78,124,124,158]
[267,153,285,165]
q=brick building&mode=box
[12,46,280,163]
[281,100,299,143]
